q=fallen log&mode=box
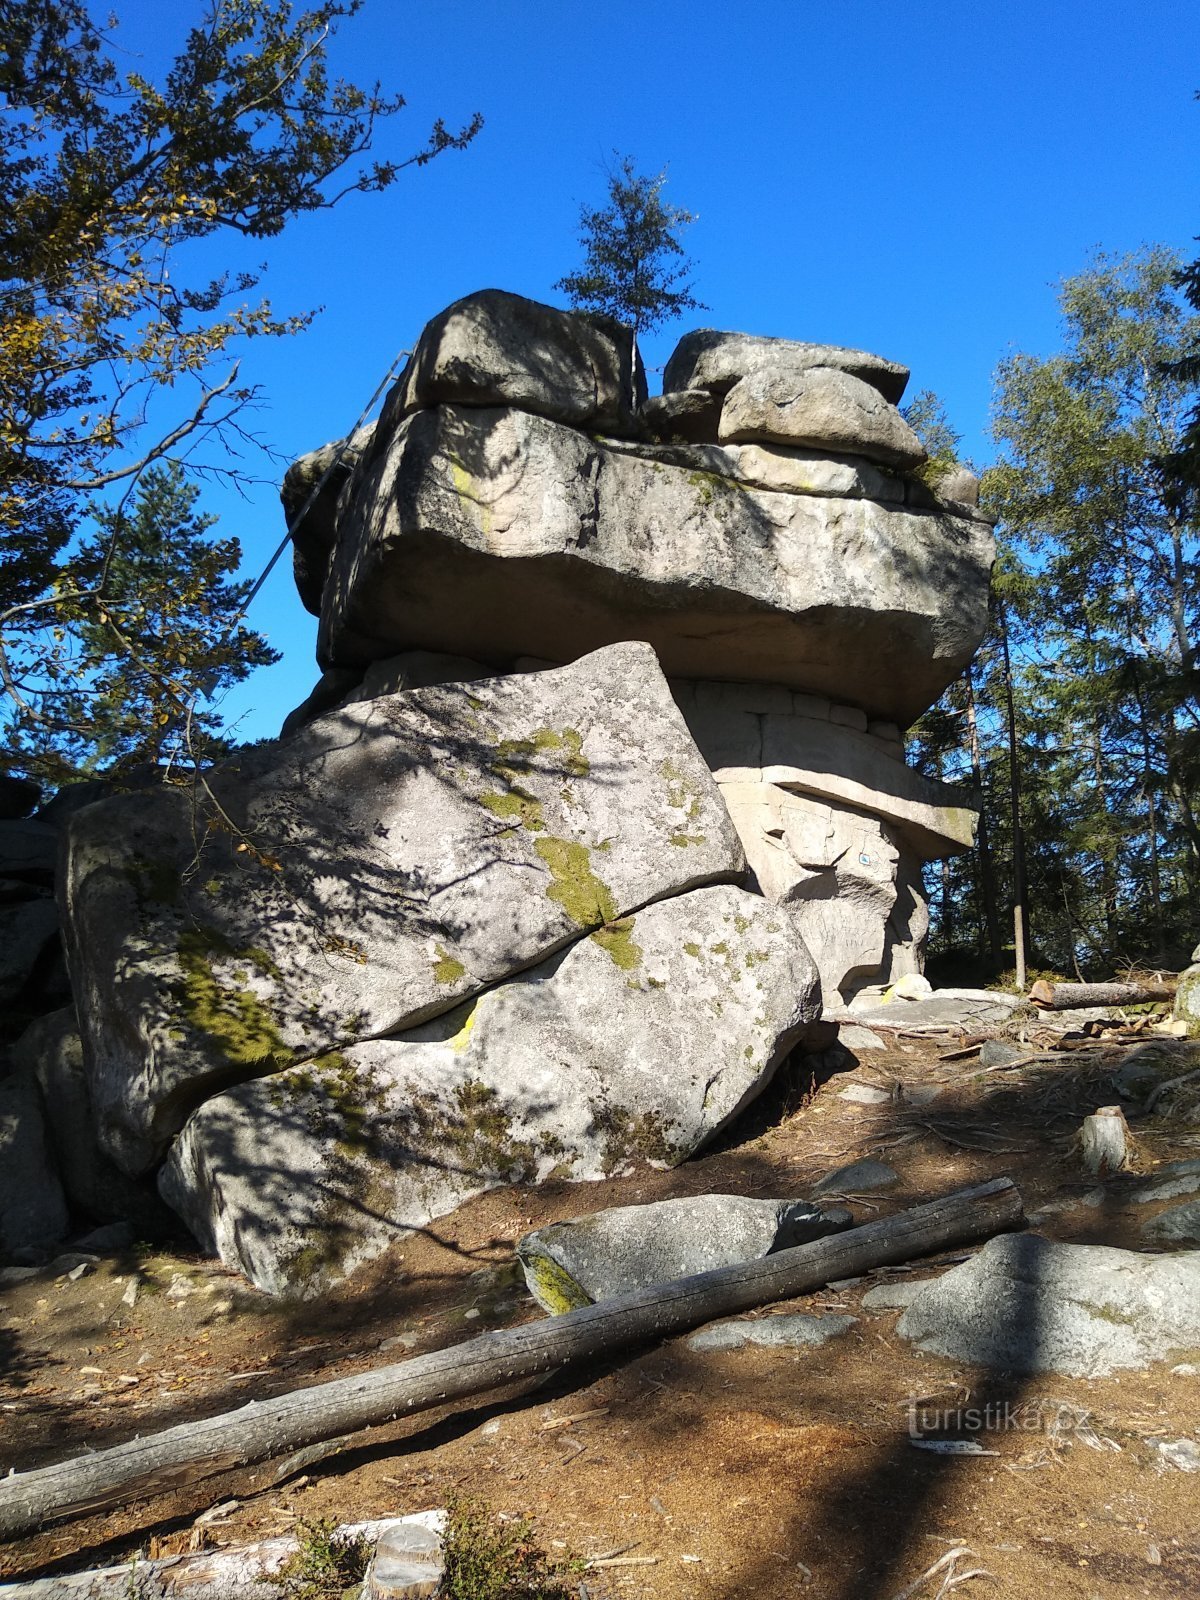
[1029,979,1176,1011]
[0,1178,1023,1543]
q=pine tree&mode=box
[8,464,279,787]
[555,155,705,337]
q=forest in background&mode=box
[909,246,1200,985]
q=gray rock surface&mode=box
[0,1076,69,1257]
[282,423,376,615]
[160,884,820,1296]
[63,644,743,1173]
[715,442,905,501]
[861,1278,934,1310]
[381,288,643,435]
[896,1233,1200,1376]
[516,1191,851,1312]
[1142,1201,1200,1246]
[316,403,995,728]
[639,388,722,444]
[11,1009,169,1224]
[0,898,59,1006]
[0,819,58,879]
[1112,1041,1200,1102]
[1130,1160,1200,1204]
[978,1039,1026,1068]
[719,367,926,470]
[847,988,1023,1030]
[664,329,909,405]
[686,1312,856,1351]
[812,1158,899,1196]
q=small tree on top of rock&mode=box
[555,155,705,337]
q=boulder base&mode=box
[160,885,820,1297]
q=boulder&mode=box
[714,443,904,502]
[663,329,910,406]
[896,1232,1200,1377]
[280,651,493,739]
[279,665,365,738]
[0,1076,69,1258]
[686,1311,856,1351]
[0,819,58,879]
[812,1158,899,1196]
[1174,963,1200,1032]
[1129,1160,1200,1205]
[0,898,59,1007]
[718,367,926,470]
[281,423,376,615]
[159,884,821,1296]
[1143,1201,1200,1247]
[638,388,722,444]
[317,403,995,728]
[516,1191,851,1312]
[62,644,744,1173]
[11,1009,171,1226]
[378,289,644,437]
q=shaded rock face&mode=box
[160,884,820,1296]
[62,643,742,1175]
[0,1076,69,1256]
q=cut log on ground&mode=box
[1029,979,1176,1010]
[0,1178,1023,1544]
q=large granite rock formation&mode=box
[62,643,742,1175]
[18,291,992,1296]
[281,290,991,1014]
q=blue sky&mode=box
[109,0,1200,743]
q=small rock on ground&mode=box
[813,1158,899,1196]
[686,1312,857,1352]
[1130,1160,1200,1205]
[1142,1200,1200,1247]
[837,1082,892,1105]
[862,1279,936,1310]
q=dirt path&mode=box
[2,1022,1198,1597]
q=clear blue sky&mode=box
[111,0,1200,743]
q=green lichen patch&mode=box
[683,942,702,958]
[590,1099,681,1175]
[432,941,467,985]
[126,856,183,908]
[661,757,704,825]
[669,832,706,848]
[521,1249,593,1315]
[479,786,545,832]
[176,926,293,1073]
[534,836,618,928]
[591,916,642,971]
[495,727,590,780]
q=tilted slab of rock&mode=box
[378,288,643,436]
[160,884,821,1296]
[317,404,994,726]
[516,1191,852,1312]
[62,644,743,1174]
[719,367,926,469]
[664,328,910,405]
[686,1311,856,1351]
[896,1232,1200,1376]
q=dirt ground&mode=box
[2,1014,1199,1599]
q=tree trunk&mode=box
[0,1179,1024,1543]
[1028,979,1176,1010]
[965,668,1002,966]
[999,606,1028,988]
